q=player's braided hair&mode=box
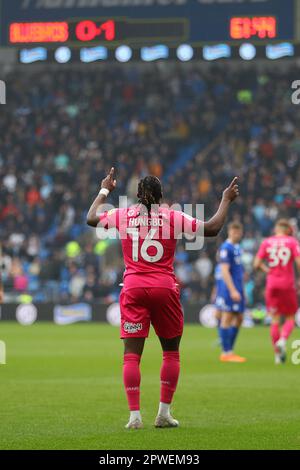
[137,176,163,213]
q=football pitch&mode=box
[0,322,300,450]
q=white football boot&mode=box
[154,414,179,428]
[274,353,282,365]
[125,418,143,430]
[275,338,287,363]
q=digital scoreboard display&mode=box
[0,0,296,47]
[230,16,277,40]
[9,19,187,45]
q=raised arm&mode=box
[203,177,239,237]
[86,167,117,227]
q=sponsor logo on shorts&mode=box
[124,322,143,334]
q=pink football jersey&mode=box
[99,205,202,288]
[257,235,300,289]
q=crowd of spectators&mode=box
[1,63,300,307]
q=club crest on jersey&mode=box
[124,322,143,334]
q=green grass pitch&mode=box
[0,322,300,450]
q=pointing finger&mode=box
[229,176,238,188]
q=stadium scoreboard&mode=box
[0,0,298,47]
[9,19,188,45]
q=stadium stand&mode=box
[1,63,300,306]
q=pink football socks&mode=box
[123,353,141,411]
[160,351,180,404]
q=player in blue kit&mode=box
[217,222,246,363]
[211,262,223,343]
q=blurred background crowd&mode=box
[1,63,300,306]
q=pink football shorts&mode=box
[120,287,184,339]
[266,287,298,316]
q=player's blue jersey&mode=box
[215,240,245,313]
[214,264,223,297]
[219,240,244,292]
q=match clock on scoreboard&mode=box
[229,17,277,40]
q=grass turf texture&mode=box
[0,322,300,450]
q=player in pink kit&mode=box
[254,219,300,364]
[87,168,239,429]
